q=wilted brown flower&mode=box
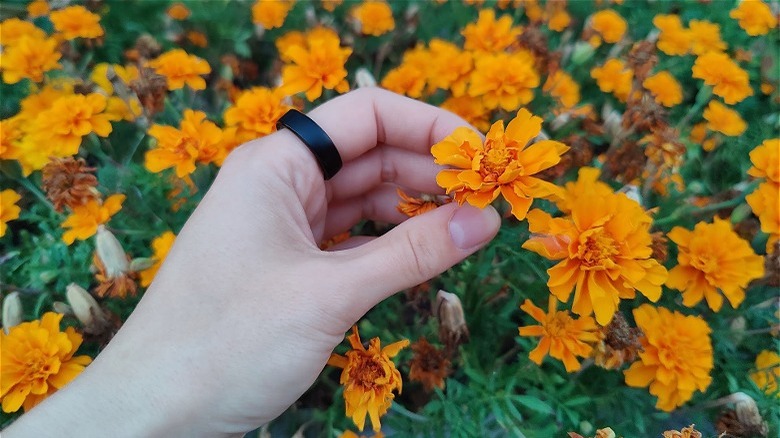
[517,24,559,75]
[627,40,658,82]
[130,67,168,116]
[408,337,451,391]
[435,290,469,355]
[765,241,780,287]
[125,34,162,62]
[42,157,100,212]
[662,424,702,438]
[650,231,668,263]
[396,189,450,217]
[604,140,646,183]
[538,135,594,180]
[622,94,667,133]
[593,312,642,369]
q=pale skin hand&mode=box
[3,89,500,437]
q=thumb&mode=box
[343,202,501,308]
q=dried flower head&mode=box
[435,290,470,354]
[408,337,450,391]
[42,157,99,212]
[662,424,702,438]
[593,311,642,369]
[130,67,168,116]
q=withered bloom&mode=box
[130,67,168,117]
[396,189,450,217]
[435,290,469,355]
[650,231,668,263]
[408,337,451,391]
[42,157,99,212]
[125,34,162,62]
[593,312,642,369]
[93,227,138,299]
[626,40,658,83]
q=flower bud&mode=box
[95,226,130,278]
[66,283,108,331]
[52,301,73,315]
[129,257,156,272]
[435,290,469,352]
[2,292,23,333]
[570,41,595,65]
[355,67,377,88]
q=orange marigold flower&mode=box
[61,194,125,245]
[692,52,753,104]
[747,138,780,183]
[590,9,626,43]
[555,167,614,213]
[327,326,409,432]
[148,49,211,91]
[321,0,343,12]
[275,30,307,62]
[0,35,61,84]
[624,305,713,411]
[145,110,224,177]
[352,1,395,36]
[167,2,191,20]
[381,63,427,98]
[252,0,294,29]
[432,109,568,220]
[32,92,115,156]
[469,51,539,111]
[27,0,50,17]
[666,217,765,311]
[543,70,581,109]
[0,116,25,161]
[643,71,683,107]
[0,189,22,237]
[688,19,727,55]
[730,0,777,36]
[746,139,780,251]
[653,14,691,56]
[427,39,473,96]
[750,350,780,396]
[702,100,747,137]
[408,337,450,391]
[224,86,291,143]
[280,32,351,101]
[547,8,572,32]
[462,9,521,53]
[50,5,104,40]
[663,424,703,438]
[0,18,46,46]
[591,58,633,103]
[90,63,139,95]
[519,296,599,372]
[440,95,491,133]
[396,189,449,217]
[139,231,176,287]
[0,312,92,413]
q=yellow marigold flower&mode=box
[280,33,351,101]
[543,70,581,109]
[50,5,104,40]
[167,2,191,20]
[33,93,115,156]
[702,100,747,137]
[0,116,25,161]
[547,8,571,32]
[746,182,779,253]
[321,0,343,12]
[139,231,176,287]
[352,1,395,36]
[653,14,691,56]
[519,296,599,372]
[0,312,92,413]
[688,19,727,55]
[643,71,683,107]
[17,82,74,120]
[730,0,777,36]
[252,0,294,30]
[624,305,713,411]
[432,109,568,220]
[381,64,427,98]
[90,63,139,95]
[469,51,539,111]
[0,18,46,47]
[146,110,224,177]
[224,87,291,143]
[327,326,408,432]
[692,52,753,105]
[27,0,50,17]
[148,49,211,91]
[555,167,614,213]
[0,35,61,84]
[462,9,521,53]
[275,31,307,62]
[663,424,703,438]
[61,194,125,245]
[666,217,764,311]
[427,39,473,96]
[440,95,491,133]
[591,9,626,43]
[0,189,22,237]
[747,138,780,183]
[750,350,780,396]
[591,58,633,103]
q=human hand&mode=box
[4,88,500,437]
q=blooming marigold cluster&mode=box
[280,29,351,101]
[750,350,780,396]
[730,0,777,36]
[746,138,780,252]
[145,110,227,177]
[32,92,117,157]
[624,305,713,411]
[148,49,211,91]
[50,5,104,40]
[432,109,568,220]
[591,59,633,103]
[0,189,22,237]
[692,52,753,104]
[522,168,667,325]
[352,1,395,36]
[252,0,294,29]
[462,9,521,53]
[0,312,92,413]
[327,326,409,432]
[61,194,125,244]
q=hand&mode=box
[3,88,501,437]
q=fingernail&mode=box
[448,205,498,250]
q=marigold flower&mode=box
[224,87,291,143]
[61,194,125,245]
[590,9,627,44]
[280,33,351,101]
[746,140,780,251]
[543,70,581,109]
[139,231,176,287]
[432,109,568,220]
[32,92,115,156]
[519,296,599,372]
[327,326,409,432]
[692,52,753,105]
[146,110,224,177]
[0,189,22,237]
[322,0,343,12]
[0,116,25,161]
[0,312,92,413]
[688,19,727,55]
[748,138,780,183]
[90,63,140,95]
[643,71,683,107]
[426,39,473,96]
[26,0,50,17]
[663,425,703,438]
[730,0,777,36]
[50,5,104,40]
[381,64,427,98]
[555,167,614,213]
[0,18,46,47]
[148,49,211,91]
[591,58,633,103]
[462,9,521,53]
[0,35,61,84]
[653,14,691,56]
[666,217,764,311]
[440,95,491,133]
[396,189,449,217]
[469,52,539,111]
[252,0,294,29]
[750,350,780,396]
[624,305,713,411]
[42,157,99,212]
[352,1,395,36]
[408,337,450,391]
[167,2,191,20]
[702,100,747,137]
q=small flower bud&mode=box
[96,226,130,278]
[355,67,377,88]
[129,257,156,272]
[570,41,595,65]
[66,283,108,331]
[2,292,23,333]
[435,290,469,353]
[52,301,73,315]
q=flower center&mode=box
[25,350,58,381]
[576,227,619,270]
[480,140,515,178]
[689,252,718,275]
[353,356,387,389]
[546,312,572,337]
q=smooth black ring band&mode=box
[276,109,342,180]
